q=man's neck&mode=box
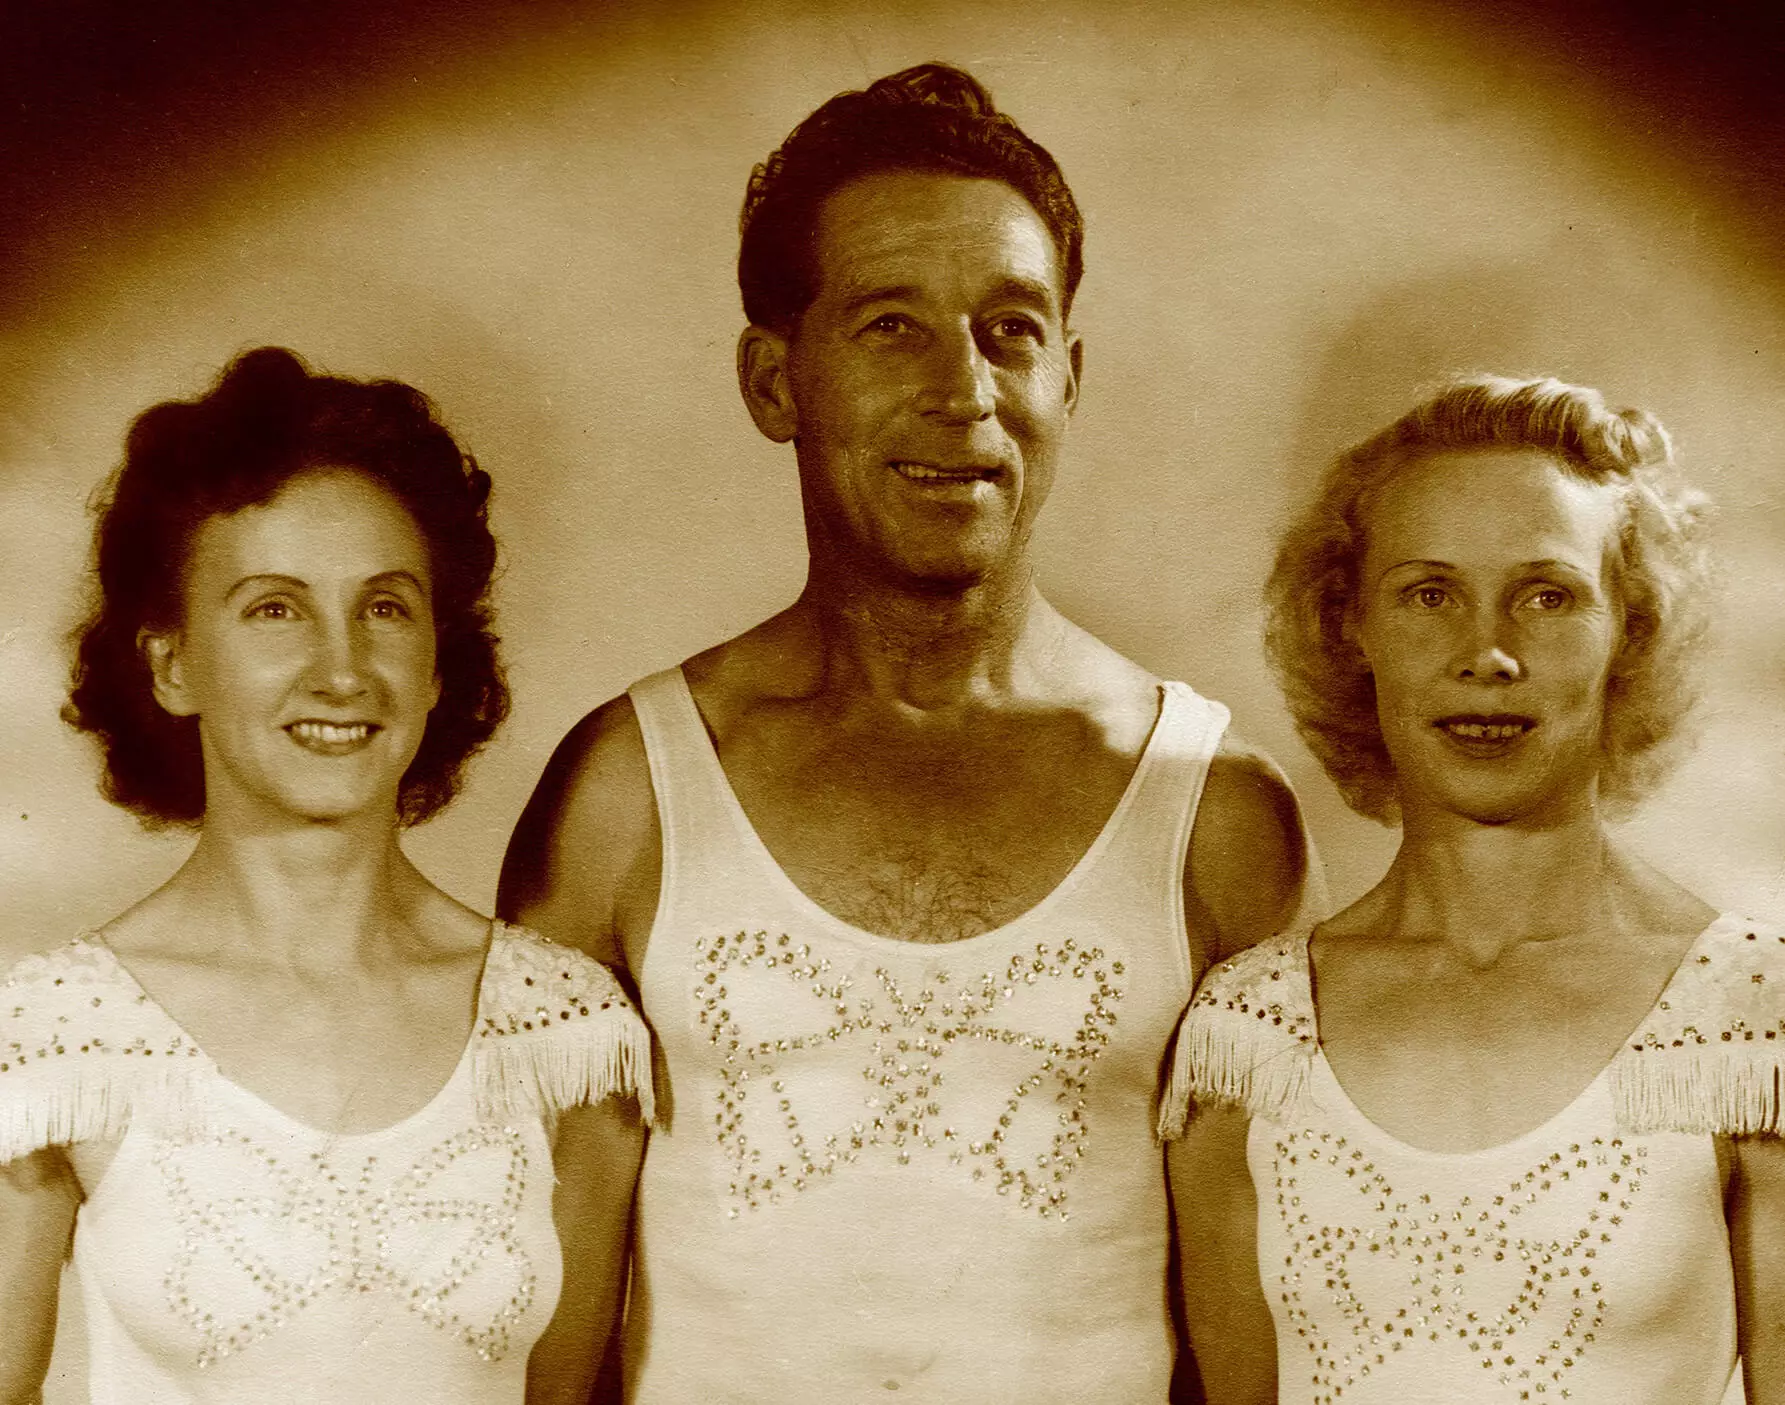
[791,560,1068,712]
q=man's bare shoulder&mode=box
[1186,734,1313,970]
[679,608,823,732]
[497,692,658,968]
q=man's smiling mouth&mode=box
[891,461,999,483]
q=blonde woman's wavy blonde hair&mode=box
[1265,375,1713,824]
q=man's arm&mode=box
[1731,1133,1785,1403]
[498,696,661,974]
[1184,737,1318,973]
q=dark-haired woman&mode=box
[1166,378,1783,1404]
[0,349,651,1404]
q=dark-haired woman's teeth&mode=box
[289,722,371,744]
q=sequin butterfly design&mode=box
[156,1123,537,1367]
[693,930,1124,1218]
[1270,1128,1647,1400]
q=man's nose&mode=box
[919,324,995,422]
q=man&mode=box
[500,63,1312,1402]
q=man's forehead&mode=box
[809,170,1064,306]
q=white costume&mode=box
[0,923,652,1404]
[1163,913,1783,1404]
[622,668,1233,1402]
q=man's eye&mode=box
[991,315,1042,341]
[864,314,911,335]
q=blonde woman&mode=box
[1168,377,1783,1404]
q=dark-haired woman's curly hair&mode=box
[738,62,1084,333]
[64,346,508,827]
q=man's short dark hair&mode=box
[738,63,1085,334]
[64,346,509,828]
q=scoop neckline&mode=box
[77,921,505,1144]
[1297,910,1740,1161]
[674,668,1181,954]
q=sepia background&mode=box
[1,1,1782,1395]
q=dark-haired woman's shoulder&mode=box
[473,920,655,1125]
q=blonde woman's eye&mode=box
[1527,587,1570,611]
[1410,586,1449,609]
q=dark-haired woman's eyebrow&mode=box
[366,569,429,596]
[224,572,307,602]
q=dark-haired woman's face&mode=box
[1353,449,1624,828]
[146,468,440,827]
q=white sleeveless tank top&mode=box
[621,667,1229,1403]
[1164,918,1779,1405]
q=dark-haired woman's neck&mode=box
[163,813,438,972]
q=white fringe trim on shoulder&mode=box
[1611,1050,1781,1137]
[0,1061,207,1164]
[475,1015,656,1128]
[1157,1009,1314,1140]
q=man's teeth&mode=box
[895,462,982,481]
[290,722,372,744]
[1443,721,1528,740]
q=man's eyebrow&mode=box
[985,276,1056,310]
[837,285,923,318]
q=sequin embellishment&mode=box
[156,1123,536,1367]
[1272,1130,1647,1401]
[693,931,1124,1217]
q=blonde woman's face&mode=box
[1353,449,1625,828]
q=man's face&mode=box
[776,170,1081,588]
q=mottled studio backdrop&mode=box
[3,4,1784,1386]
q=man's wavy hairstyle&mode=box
[64,346,508,828]
[1265,376,1713,825]
[738,62,1085,334]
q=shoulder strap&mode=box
[0,940,207,1161]
[1611,914,1785,1136]
[473,924,656,1125]
[1157,929,1318,1138]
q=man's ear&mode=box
[738,325,798,444]
[1064,331,1083,417]
[140,627,197,717]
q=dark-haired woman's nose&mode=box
[308,619,371,701]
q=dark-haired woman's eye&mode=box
[366,597,410,621]
[246,598,295,622]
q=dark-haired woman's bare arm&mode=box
[0,1149,80,1405]
[524,1098,647,1405]
[1731,1132,1785,1403]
